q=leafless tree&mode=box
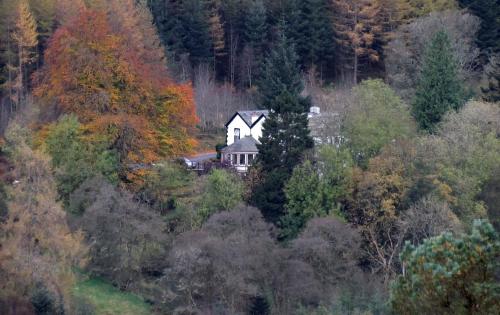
[72,177,169,290]
[194,64,256,131]
[163,206,278,314]
[399,196,463,246]
[386,10,481,100]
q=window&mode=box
[232,154,237,165]
[240,154,246,165]
[248,154,254,164]
[234,128,240,142]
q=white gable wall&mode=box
[250,117,265,141]
[227,115,251,145]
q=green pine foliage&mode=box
[252,34,313,223]
[286,0,336,76]
[243,0,267,49]
[391,220,500,314]
[149,0,213,66]
[458,0,500,54]
[412,31,467,132]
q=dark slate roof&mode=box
[221,136,259,153]
[238,110,268,126]
[226,110,269,128]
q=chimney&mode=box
[310,106,320,115]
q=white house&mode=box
[221,107,328,173]
[221,110,267,173]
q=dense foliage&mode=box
[391,220,500,314]
[0,0,498,314]
[34,2,198,183]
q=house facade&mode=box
[221,107,329,173]
[221,110,267,173]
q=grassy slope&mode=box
[73,277,152,315]
[195,128,225,153]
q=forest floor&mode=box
[73,277,152,315]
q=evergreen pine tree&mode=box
[148,0,213,67]
[243,0,267,48]
[458,0,500,54]
[412,31,466,132]
[252,33,313,224]
[241,0,268,87]
[248,295,270,315]
[295,0,335,77]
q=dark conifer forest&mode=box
[0,0,499,314]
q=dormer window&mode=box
[234,128,240,142]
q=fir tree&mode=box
[252,33,313,224]
[412,31,466,132]
[241,0,268,87]
[243,0,267,48]
[459,0,500,54]
[295,0,335,76]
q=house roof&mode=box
[221,136,259,153]
[225,110,269,128]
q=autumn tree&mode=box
[399,0,458,20]
[3,0,38,109]
[346,140,417,284]
[0,123,86,313]
[207,0,225,70]
[34,5,198,183]
[415,101,500,222]
[331,0,382,83]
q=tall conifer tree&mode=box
[252,32,313,224]
[412,31,466,132]
[295,0,335,76]
[9,0,38,107]
[458,0,500,54]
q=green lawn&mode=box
[73,277,152,315]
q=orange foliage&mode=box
[34,6,198,182]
